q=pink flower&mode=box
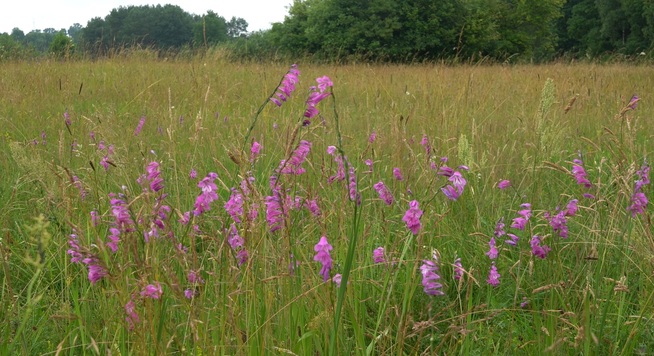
[487,263,500,287]
[628,192,648,217]
[224,189,244,223]
[305,199,321,216]
[402,200,423,235]
[497,180,511,190]
[125,299,139,329]
[530,235,551,259]
[369,131,377,143]
[453,258,464,280]
[393,167,404,181]
[486,237,498,259]
[250,141,262,162]
[420,253,444,296]
[270,64,300,107]
[279,140,312,175]
[373,181,394,205]
[314,236,333,282]
[146,161,164,192]
[140,282,163,299]
[332,273,342,287]
[373,247,386,264]
[572,158,592,188]
[134,116,146,136]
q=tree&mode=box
[10,28,25,43]
[193,11,228,46]
[68,23,83,45]
[50,31,74,58]
[226,17,248,38]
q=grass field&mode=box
[1,55,653,354]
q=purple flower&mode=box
[146,161,164,192]
[402,200,423,235]
[107,228,120,253]
[250,141,262,162]
[194,172,219,216]
[419,253,444,296]
[110,196,135,232]
[494,218,506,238]
[332,274,342,287]
[134,116,146,136]
[453,258,464,280]
[184,289,195,299]
[442,171,466,200]
[486,237,498,259]
[565,199,579,216]
[187,270,204,284]
[628,94,639,110]
[530,235,551,259]
[316,76,333,92]
[140,282,163,299]
[270,64,300,107]
[505,233,519,246]
[420,134,431,155]
[441,185,460,200]
[304,77,332,118]
[635,164,650,192]
[365,159,373,172]
[369,131,377,143]
[511,203,532,230]
[227,225,248,266]
[572,158,592,188]
[224,189,244,223]
[487,263,500,287]
[67,234,84,263]
[393,167,404,181]
[64,110,71,127]
[373,181,394,206]
[628,192,648,217]
[83,257,107,284]
[497,180,511,190]
[437,166,454,177]
[314,236,333,282]
[373,247,386,264]
[125,299,139,329]
[72,176,87,199]
[279,140,312,175]
[305,199,321,216]
[189,168,197,179]
[265,192,285,232]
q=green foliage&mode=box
[193,11,228,47]
[49,32,74,59]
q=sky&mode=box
[0,0,293,35]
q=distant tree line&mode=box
[232,0,654,62]
[0,5,247,60]
[1,1,654,62]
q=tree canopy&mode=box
[2,1,654,62]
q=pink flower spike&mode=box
[313,236,333,282]
[486,237,498,259]
[373,247,386,264]
[402,200,423,235]
[393,167,404,181]
[487,263,500,287]
[498,180,511,190]
[140,282,163,299]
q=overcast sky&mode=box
[0,0,292,34]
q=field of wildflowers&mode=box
[1,57,653,354]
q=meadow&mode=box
[1,53,653,354]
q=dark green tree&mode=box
[226,17,249,38]
[193,11,228,46]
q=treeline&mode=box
[234,0,654,62]
[1,1,654,63]
[0,4,247,60]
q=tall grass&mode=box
[1,57,653,354]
